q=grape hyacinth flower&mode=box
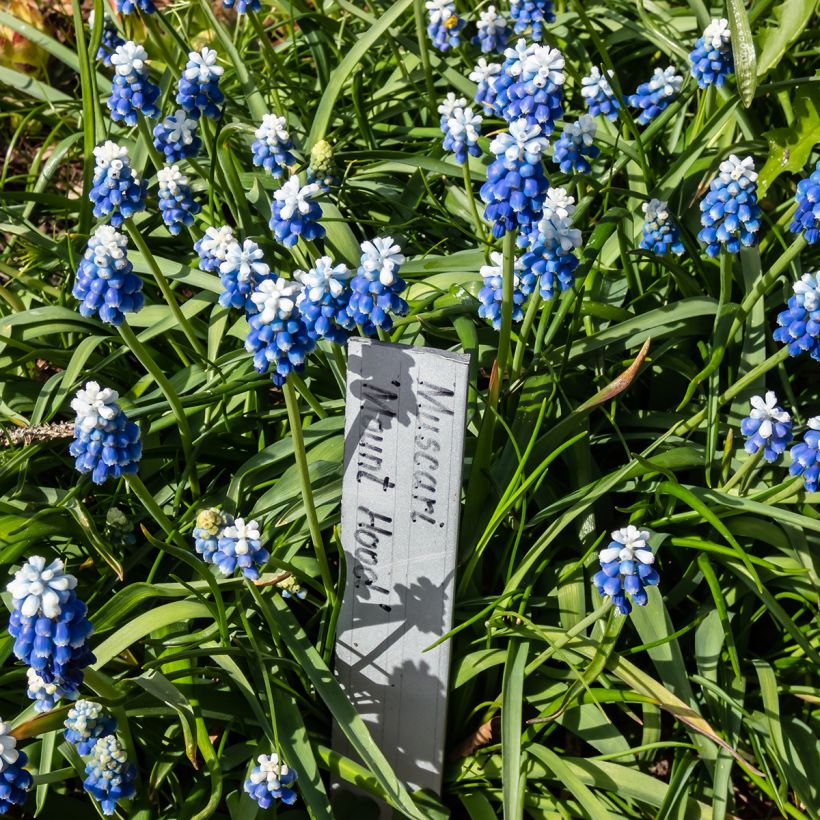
[193,508,226,566]
[244,754,298,808]
[628,66,683,125]
[152,109,202,163]
[88,142,146,227]
[437,92,466,129]
[251,114,296,178]
[469,58,502,115]
[789,417,820,493]
[246,278,316,385]
[83,736,136,816]
[509,0,554,41]
[552,115,599,174]
[440,101,482,165]
[277,575,307,600]
[593,526,659,615]
[108,41,160,125]
[480,118,550,240]
[477,251,533,329]
[774,272,820,360]
[73,225,143,326]
[194,225,235,273]
[697,154,761,256]
[581,66,620,121]
[307,139,338,190]
[689,18,734,88]
[295,256,354,344]
[69,382,142,484]
[157,165,201,235]
[639,198,684,256]
[214,517,269,580]
[789,161,820,245]
[218,238,271,312]
[270,178,325,248]
[223,0,261,13]
[0,722,32,815]
[426,0,463,52]
[741,392,792,462]
[6,557,95,711]
[346,237,409,335]
[90,11,125,67]
[473,6,509,54]
[177,47,224,120]
[115,0,155,13]
[64,701,117,756]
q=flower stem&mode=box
[413,0,438,121]
[496,231,516,383]
[462,160,485,239]
[136,113,164,173]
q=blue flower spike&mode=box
[157,165,200,236]
[469,58,502,115]
[593,525,659,615]
[741,391,793,463]
[346,237,409,335]
[194,225,235,273]
[89,141,146,227]
[474,5,509,54]
[193,508,226,566]
[509,0,554,41]
[223,0,261,13]
[774,272,820,360]
[108,41,160,125]
[115,0,155,13]
[697,154,761,256]
[581,65,620,121]
[789,161,820,245]
[0,721,33,814]
[244,753,298,808]
[789,416,820,493]
[439,97,482,165]
[64,700,117,756]
[152,109,202,163]
[426,0,463,52]
[477,250,532,329]
[552,114,599,174]
[177,47,224,120]
[214,517,269,580]
[628,66,683,125]
[639,198,684,257]
[252,114,296,177]
[689,18,734,88]
[69,381,142,484]
[270,178,325,248]
[90,10,125,66]
[83,735,136,816]
[218,238,271,312]
[295,256,354,344]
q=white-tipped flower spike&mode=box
[295,257,354,344]
[7,556,77,619]
[639,198,684,256]
[437,91,467,127]
[358,237,406,286]
[270,178,325,247]
[473,5,509,54]
[477,250,532,329]
[194,225,235,273]
[0,720,20,768]
[581,65,619,120]
[689,18,734,88]
[71,382,120,432]
[244,753,298,807]
[628,66,683,125]
[177,47,225,119]
[593,526,659,615]
[152,109,201,163]
[157,165,200,235]
[89,142,146,226]
[0,719,31,812]
[107,42,160,124]
[251,114,296,177]
[470,58,502,114]
[740,391,793,462]
[214,517,269,579]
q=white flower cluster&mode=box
[273,178,321,221]
[718,154,758,185]
[295,256,350,303]
[221,239,270,283]
[251,278,300,323]
[7,556,77,619]
[598,526,655,565]
[71,382,121,433]
[111,41,147,76]
[184,47,223,82]
[359,237,405,285]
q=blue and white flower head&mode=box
[498,42,565,134]
[89,141,146,227]
[244,753,298,808]
[789,416,820,493]
[441,103,483,165]
[697,154,761,256]
[152,109,202,163]
[270,178,325,248]
[740,391,792,462]
[69,381,142,484]
[689,18,734,88]
[469,58,502,115]
[223,0,261,13]
[509,0,554,41]
[789,160,820,245]
[628,66,683,125]
[479,118,550,240]
[64,700,117,756]
[193,508,227,565]
[25,669,62,711]
[73,225,143,326]
[90,10,125,67]
[477,250,532,329]
[774,272,820,360]
[295,256,354,344]
[194,225,235,273]
[246,278,316,385]
[115,0,156,13]
[83,735,136,816]
[218,238,271,312]
[157,165,200,235]
[426,0,463,52]
[277,574,307,600]
[552,114,599,174]
[107,41,160,125]
[581,65,620,121]
[251,114,296,177]
[7,556,76,619]
[593,525,659,615]
[639,198,684,256]
[346,237,409,334]
[177,47,224,119]
[437,92,466,129]
[214,517,269,580]
[473,6,509,54]
[0,720,32,815]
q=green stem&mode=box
[290,372,328,419]
[248,11,286,115]
[496,231,516,383]
[136,114,164,172]
[124,472,189,548]
[413,0,438,121]
[462,160,484,239]
[511,292,541,381]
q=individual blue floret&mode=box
[295,256,354,344]
[107,41,160,125]
[218,238,271,312]
[64,701,117,756]
[628,66,683,125]
[789,161,820,245]
[740,391,792,463]
[68,381,142,484]
[244,754,298,808]
[593,525,659,615]
[246,278,316,386]
[440,99,482,165]
[213,516,269,580]
[689,18,734,88]
[469,58,502,115]
[157,165,201,236]
[552,114,599,174]
[346,237,409,335]
[477,250,533,329]
[0,724,33,815]
[509,0,554,41]
[152,109,202,163]
[479,118,550,240]
[90,10,125,67]
[639,198,684,257]
[473,5,509,54]
[697,154,761,256]
[194,225,235,274]
[83,736,136,816]
[223,0,260,12]
[73,225,143,326]
[789,417,820,493]
[581,65,620,121]
[251,114,296,177]
[426,0,463,52]
[193,508,226,566]
[177,47,224,120]
[270,178,325,248]
[774,272,820,360]
[88,141,146,227]
[116,0,155,12]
